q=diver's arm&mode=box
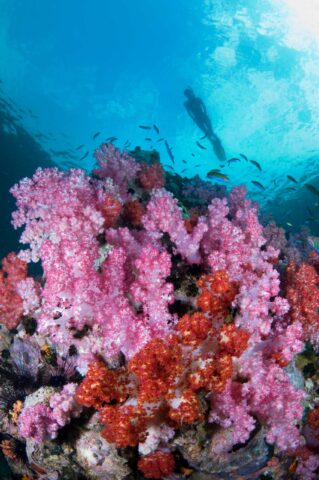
[184,102,196,121]
[199,99,207,115]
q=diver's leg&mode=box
[203,117,214,137]
[208,133,226,162]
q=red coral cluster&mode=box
[100,194,122,228]
[197,270,239,319]
[0,252,27,329]
[308,407,319,430]
[76,291,249,450]
[137,163,165,190]
[75,360,130,409]
[137,451,175,479]
[123,199,145,226]
[285,261,319,342]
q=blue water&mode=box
[1,0,319,240]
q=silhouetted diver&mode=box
[184,88,226,162]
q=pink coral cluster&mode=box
[18,383,82,443]
[5,142,317,477]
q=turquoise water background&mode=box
[1,0,319,235]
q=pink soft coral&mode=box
[49,383,83,427]
[19,403,58,443]
[142,189,208,264]
[93,143,140,198]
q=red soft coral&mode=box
[100,193,122,228]
[101,405,147,447]
[138,451,175,479]
[75,360,129,408]
[196,270,239,319]
[123,199,145,226]
[0,252,27,329]
[128,338,184,403]
[138,163,165,190]
[218,323,250,357]
[175,312,213,346]
[285,261,319,345]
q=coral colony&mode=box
[1,142,319,480]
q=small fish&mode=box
[239,153,248,161]
[219,164,225,168]
[75,144,85,151]
[200,134,207,140]
[196,141,207,150]
[124,139,130,146]
[228,157,241,164]
[286,187,297,191]
[157,138,164,142]
[153,124,160,134]
[191,153,195,157]
[181,168,187,173]
[145,137,152,141]
[207,170,229,182]
[250,160,262,171]
[286,222,293,227]
[287,175,298,184]
[195,164,200,167]
[164,140,175,164]
[79,151,89,161]
[182,160,187,164]
[251,180,265,190]
[105,136,117,143]
[139,125,151,130]
[306,184,319,197]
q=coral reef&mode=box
[0,143,318,479]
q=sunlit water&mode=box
[1,0,319,241]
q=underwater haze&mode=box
[1,0,319,247]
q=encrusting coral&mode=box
[0,142,318,479]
